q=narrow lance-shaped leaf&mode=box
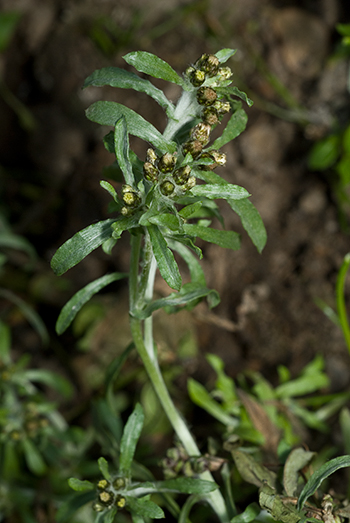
[100,180,119,202]
[22,368,73,398]
[56,272,127,335]
[297,455,350,510]
[183,224,241,251]
[170,241,206,286]
[133,283,219,319]
[68,478,94,492]
[114,116,134,186]
[21,438,47,475]
[98,457,111,480]
[195,169,266,253]
[218,85,254,107]
[188,378,239,427]
[86,101,177,154]
[51,219,116,276]
[0,288,49,345]
[230,503,261,523]
[119,403,144,476]
[215,48,237,63]
[56,491,96,523]
[229,199,267,253]
[148,224,182,291]
[127,497,165,519]
[83,67,175,118]
[102,508,117,523]
[147,213,183,232]
[123,51,184,86]
[190,183,249,201]
[209,107,248,150]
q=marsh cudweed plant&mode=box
[51,50,266,522]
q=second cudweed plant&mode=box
[51,49,267,522]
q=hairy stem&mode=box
[129,234,229,522]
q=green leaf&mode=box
[98,456,111,480]
[56,491,96,523]
[275,373,329,398]
[21,438,47,475]
[68,477,94,492]
[308,135,340,171]
[210,108,248,150]
[56,272,127,335]
[206,353,237,406]
[314,297,340,326]
[0,288,49,345]
[102,508,118,523]
[112,214,142,239]
[283,448,315,497]
[259,486,301,523]
[297,455,350,510]
[148,224,182,291]
[51,219,116,276]
[195,169,266,252]
[92,398,123,443]
[133,282,219,319]
[340,408,350,455]
[86,101,177,154]
[228,199,267,253]
[127,496,165,519]
[83,66,175,118]
[114,116,134,186]
[0,320,11,363]
[123,51,184,86]
[170,241,206,286]
[231,450,277,489]
[105,343,135,407]
[165,233,203,259]
[190,183,249,201]
[230,503,261,523]
[158,477,218,494]
[336,154,350,185]
[0,232,37,265]
[336,252,350,354]
[188,378,239,427]
[148,213,183,232]
[100,180,119,202]
[179,495,201,523]
[215,48,237,63]
[178,201,202,219]
[218,85,254,107]
[0,11,22,52]
[183,224,241,250]
[119,403,144,475]
[22,368,73,398]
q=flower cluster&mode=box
[143,149,196,198]
[161,442,225,479]
[183,53,232,167]
[93,476,127,513]
[139,54,232,203]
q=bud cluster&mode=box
[2,401,50,442]
[182,54,231,168]
[161,443,225,479]
[92,476,127,513]
[121,185,142,216]
[143,149,196,197]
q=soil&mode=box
[1,0,350,422]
